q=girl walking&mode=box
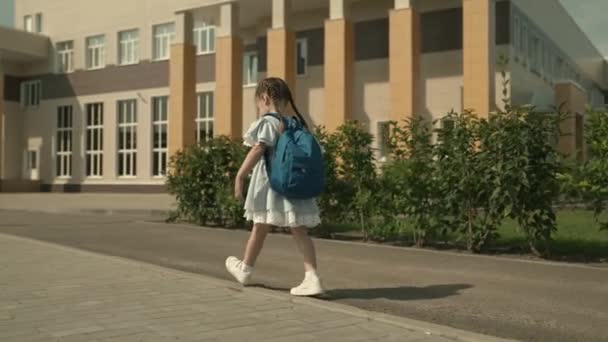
[226,77,324,296]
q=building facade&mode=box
[1,0,607,192]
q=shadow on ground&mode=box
[325,284,473,301]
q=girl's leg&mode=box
[243,223,271,267]
[290,226,317,272]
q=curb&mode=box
[1,207,171,218]
[0,232,519,342]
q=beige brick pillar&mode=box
[325,0,353,131]
[389,0,420,122]
[0,60,5,185]
[215,2,243,139]
[555,81,587,160]
[463,0,496,117]
[169,11,196,157]
[267,0,296,92]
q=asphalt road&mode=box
[0,210,606,342]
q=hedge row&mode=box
[166,107,608,257]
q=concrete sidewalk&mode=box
[0,193,174,217]
[0,233,515,342]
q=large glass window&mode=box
[153,23,175,60]
[86,35,106,69]
[296,38,308,76]
[56,106,73,178]
[118,29,139,65]
[21,80,41,108]
[57,41,74,73]
[117,100,138,177]
[152,96,169,177]
[86,103,104,177]
[193,21,216,54]
[243,52,258,86]
[196,92,214,143]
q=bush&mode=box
[478,107,562,256]
[434,111,494,252]
[383,117,440,247]
[166,136,248,228]
[575,109,608,230]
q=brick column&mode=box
[463,0,496,117]
[555,82,587,160]
[0,60,5,186]
[324,0,353,131]
[267,0,296,92]
[169,11,196,157]
[389,0,420,122]
[215,2,243,139]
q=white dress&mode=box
[243,115,321,228]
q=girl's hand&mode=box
[234,177,245,202]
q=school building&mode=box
[0,0,606,192]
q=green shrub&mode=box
[166,136,248,228]
[434,111,494,252]
[478,107,562,256]
[384,117,440,247]
[577,109,608,230]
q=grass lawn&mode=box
[496,210,608,262]
[317,210,608,262]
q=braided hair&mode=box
[254,77,308,129]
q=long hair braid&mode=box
[255,77,308,129]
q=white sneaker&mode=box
[225,256,252,285]
[290,272,324,296]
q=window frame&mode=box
[193,22,216,55]
[24,15,33,32]
[21,80,41,108]
[152,96,169,177]
[57,41,74,73]
[85,103,104,178]
[296,38,308,76]
[86,34,106,70]
[35,13,42,33]
[243,51,259,86]
[152,22,176,61]
[196,92,214,143]
[56,105,73,179]
[118,29,140,66]
[117,99,138,178]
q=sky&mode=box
[0,0,605,57]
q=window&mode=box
[196,92,214,143]
[117,100,137,177]
[521,25,528,65]
[57,41,74,73]
[118,29,139,65]
[513,17,521,60]
[35,13,42,33]
[28,150,38,171]
[86,35,106,69]
[86,103,104,177]
[377,121,390,161]
[153,23,175,60]
[555,57,563,80]
[56,106,73,178]
[193,22,216,54]
[21,80,41,108]
[24,15,33,32]
[296,38,308,76]
[530,35,539,73]
[152,97,169,177]
[575,113,584,161]
[243,52,258,86]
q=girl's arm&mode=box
[235,143,267,201]
[237,143,266,181]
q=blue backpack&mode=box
[263,113,325,199]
